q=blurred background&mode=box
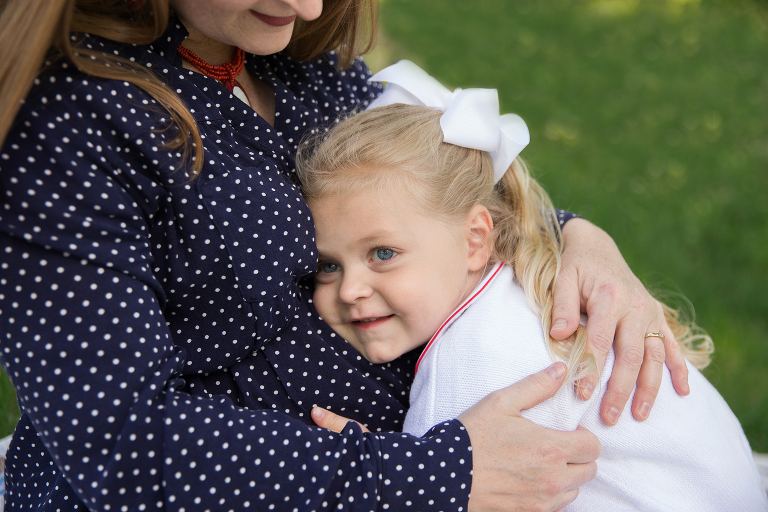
[368,0,768,451]
[0,0,766,454]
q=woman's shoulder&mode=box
[20,56,169,143]
[255,51,382,110]
[3,51,181,211]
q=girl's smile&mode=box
[309,184,491,364]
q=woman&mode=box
[0,0,689,510]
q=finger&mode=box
[564,425,602,464]
[549,266,582,341]
[501,363,568,413]
[592,297,646,425]
[552,488,580,512]
[565,461,598,490]
[576,292,622,401]
[629,326,666,421]
[311,407,370,433]
[659,319,690,396]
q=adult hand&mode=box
[550,218,690,425]
[314,363,600,512]
[459,362,600,512]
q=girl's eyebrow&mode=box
[357,231,397,246]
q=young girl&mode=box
[296,61,768,510]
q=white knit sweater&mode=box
[404,263,768,511]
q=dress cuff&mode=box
[376,419,473,511]
[556,209,580,229]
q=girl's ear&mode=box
[465,205,493,272]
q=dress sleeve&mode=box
[556,209,579,229]
[0,79,472,511]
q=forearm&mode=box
[0,232,473,510]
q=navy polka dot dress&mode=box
[0,19,473,511]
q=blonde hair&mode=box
[297,104,713,383]
[0,0,378,174]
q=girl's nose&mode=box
[338,271,373,304]
[282,0,322,21]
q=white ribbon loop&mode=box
[367,60,451,109]
[368,60,529,183]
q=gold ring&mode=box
[644,332,666,340]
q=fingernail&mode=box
[546,363,566,380]
[551,318,568,331]
[638,402,651,419]
[681,382,690,394]
[581,383,595,399]
[312,407,324,420]
[606,407,620,425]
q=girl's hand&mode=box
[311,406,370,433]
[551,218,690,425]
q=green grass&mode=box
[1,0,765,451]
[375,0,768,450]
[0,368,19,438]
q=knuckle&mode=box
[536,444,564,466]
[617,344,644,369]
[597,282,622,303]
[590,331,614,353]
[606,386,632,405]
[484,387,514,410]
[645,339,666,364]
[587,461,598,480]
[541,475,565,500]
[629,289,647,309]
[627,291,654,319]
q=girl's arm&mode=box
[551,218,689,425]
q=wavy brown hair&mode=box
[0,0,378,175]
[297,104,714,384]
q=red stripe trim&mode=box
[414,262,505,375]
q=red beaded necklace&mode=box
[178,44,251,106]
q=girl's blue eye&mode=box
[320,262,340,274]
[373,248,396,262]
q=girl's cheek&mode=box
[313,284,339,323]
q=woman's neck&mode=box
[178,24,277,126]
[182,25,237,65]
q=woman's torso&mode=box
[0,19,423,510]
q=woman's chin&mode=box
[239,31,294,56]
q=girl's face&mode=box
[309,185,490,364]
[171,0,323,55]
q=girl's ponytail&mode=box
[490,160,712,385]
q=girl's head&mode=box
[298,103,713,378]
[297,104,559,363]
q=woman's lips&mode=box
[251,11,297,27]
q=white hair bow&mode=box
[367,60,530,184]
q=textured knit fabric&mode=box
[0,19,475,511]
[405,263,768,511]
